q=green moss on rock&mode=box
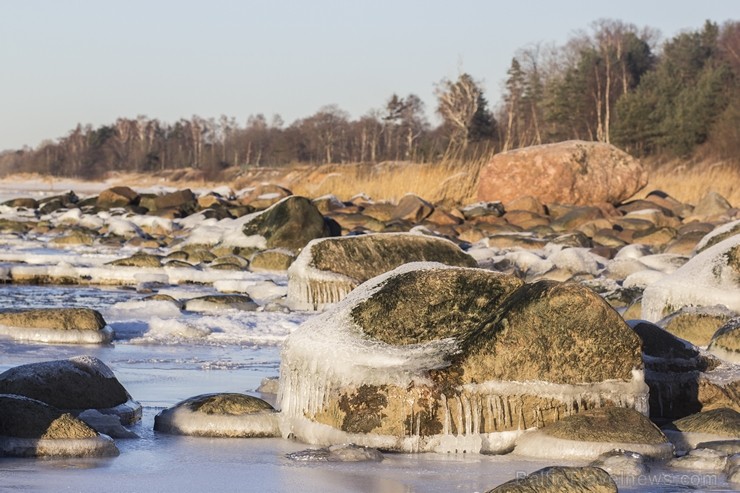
[352,268,522,345]
[543,407,667,444]
[186,393,274,415]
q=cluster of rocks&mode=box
[0,295,270,344]
[0,356,140,457]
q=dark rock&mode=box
[242,196,333,251]
[0,356,140,422]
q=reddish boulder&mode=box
[477,140,647,206]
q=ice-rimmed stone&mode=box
[279,263,647,453]
[0,394,119,458]
[154,393,279,438]
[287,233,476,310]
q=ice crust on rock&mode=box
[78,409,138,438]
[590,450,650,477]
[694,219,740,252]
[0,324,114,344]
[278,262,649,454]
[513,429,673,460]
[547,247,601,276]
[667,448,728,471]
[154,393,280,438]
[641,235,740,322]
[286,234,476,311]
[0,435,119,458]
[286,443,384,462]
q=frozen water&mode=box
[641,235,740,322]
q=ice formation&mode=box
[641,235,740,322]
[513,429,673,460]
[286,443,384,462]
[0,323,114,344]
[667,448,729,471]
[694,219,740,252]
[278,262,649,454]
[286,234,476,311]
[662,430,738,455]
[0,435,119,458]
[154,393,280,438]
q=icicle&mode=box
[441,394,450,435]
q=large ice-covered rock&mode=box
[0,307,113,344]
[279,263,647,453]
[0,356,141,424]
[154,393,279,438]
[642,235,740,322]
[0,394,119,457]
[513,407,673,460]
[287,233,477,310]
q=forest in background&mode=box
[1,18,738,180]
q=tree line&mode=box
[1,18,737,179]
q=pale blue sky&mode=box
[1,0,737,151]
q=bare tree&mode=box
[435,73,481,152]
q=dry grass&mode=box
[5,154,736,209]
[286,157,488,205]
[632,160,740,206]
[229,156,490,205]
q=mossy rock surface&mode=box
[51,229,97,246]
[667,408,740,436]
[352,268,522,345]
[542,407,667,444]
[2,197,39,208]
[97,186,139,208]
[242,196,332,251]
[211,255,249,269]
[0,356,130,410]
[0,308,106,331]
[153,189,196,212]
[184,294,258,311]
[186,393,274,415]
[487,466,617,493]
[696,221,740,253]
[456,281,643,385]
[250,249,295,271]
[0,218,32,233]
[309,233,477,285]
[661,307,736,347]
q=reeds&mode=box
[286,156,489,205]
[632,160,740,206]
